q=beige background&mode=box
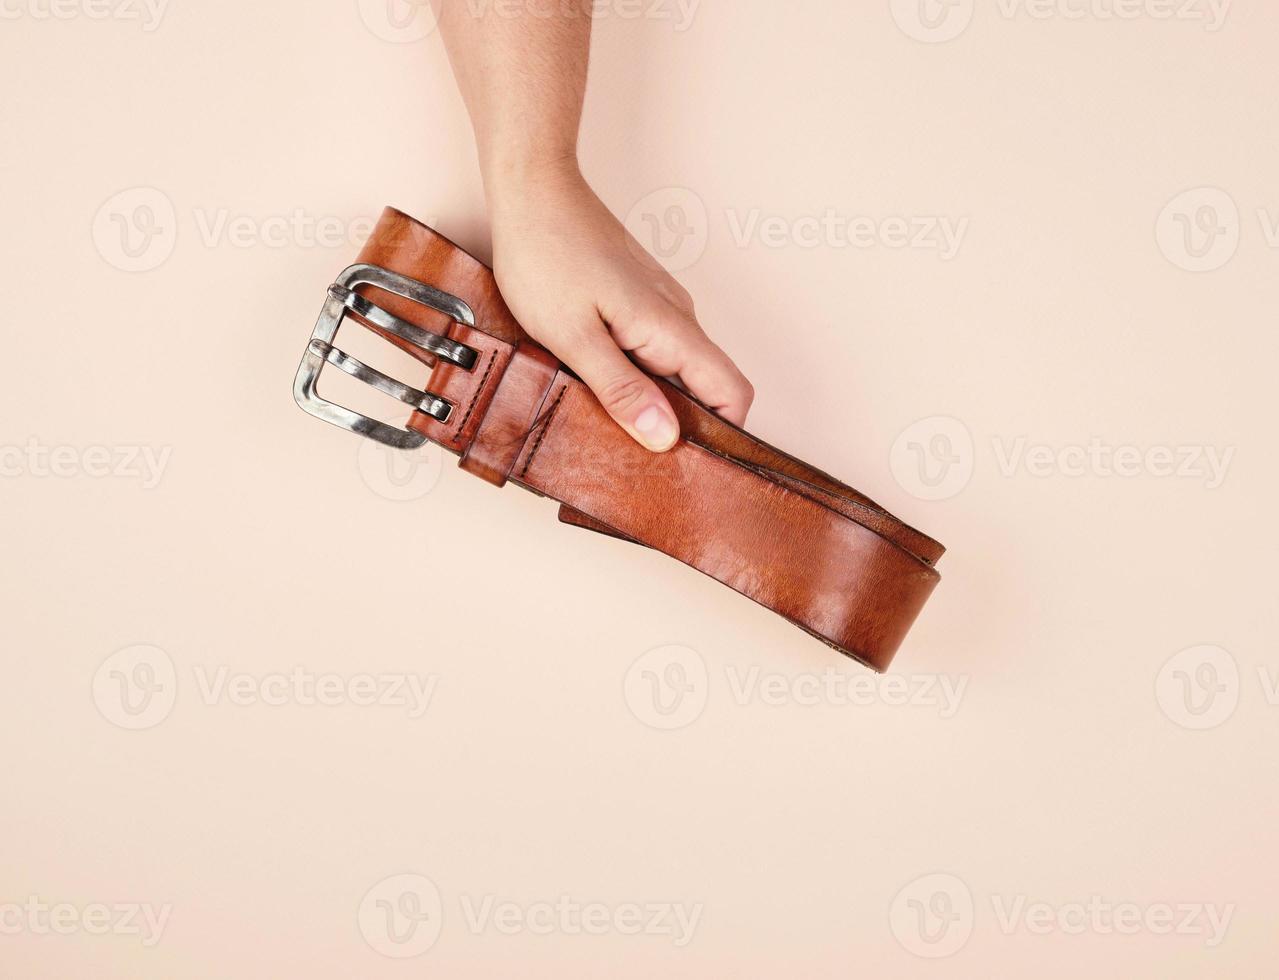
[2,0,1276,976]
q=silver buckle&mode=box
[293,264,479,449]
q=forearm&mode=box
[435,0,592,202]
[434,0,753,448]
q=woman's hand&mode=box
[436,0,751,449]
[486,161,753,451]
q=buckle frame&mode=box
[293,264,478,450]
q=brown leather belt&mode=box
[294,207,943,671]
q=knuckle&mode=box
[660,279,695,313]
[653,305,699,342]
[557,319,600,347]
[597,374,650,415]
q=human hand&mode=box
[486,161,754,451]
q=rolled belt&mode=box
[294,206,943,671]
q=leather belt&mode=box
[294,207,943,671]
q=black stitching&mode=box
[454,350,498,435]
[519,385,568,478]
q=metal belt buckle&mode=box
[293,264,479,450]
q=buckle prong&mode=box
[293,264,478,449]
[328,284,478,371]
[308,340,454,423]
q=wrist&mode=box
[481,146,584,211]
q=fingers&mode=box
[543,320,681,452]
[670,334,755,426]
[620,301,755,427]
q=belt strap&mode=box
[295,206,943,671]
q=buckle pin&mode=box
[293,264,479,449]
[328,285,478,370]
[307,340,454,423]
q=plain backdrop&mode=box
[1,0,1275,976]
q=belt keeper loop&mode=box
[459,342,562,488]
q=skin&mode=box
[435,0,753,451]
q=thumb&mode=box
[551,321,680,452]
